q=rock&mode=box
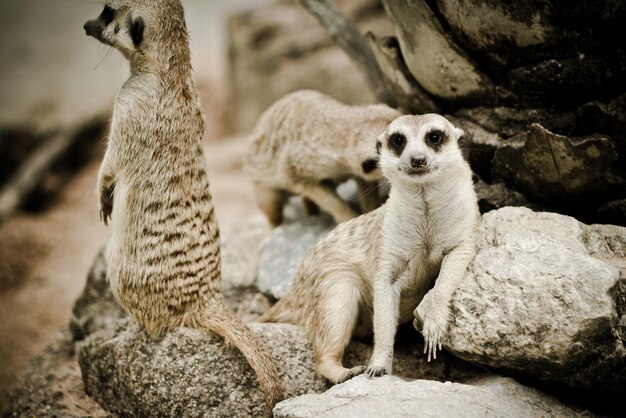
[273,375,587,417]
[434,0,626,67]
[573,94,626,156]
[596,199,626,226]
[381,0,495,103]
[445,207,626,399]
[456,106,576,139]
[4,328,111,418]
[446,116,504,178]
[366,34,440,114]
[226,0,391,132]
[436,0,555,64]
[220,218,269,290]
[78,321,327,417]
[257,216,334,299]
[492,123,622,202]
[71,237,486,417]
[227,291,273,323]
[473,176,543,213]
[508,52,626,108]
[433,0,626,106]
[69,248,127,341]
[77,320,486,418]
[343,323,488,384]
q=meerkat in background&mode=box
[83,0,282,406]
[261,114,479,383]
[244,90,401,226]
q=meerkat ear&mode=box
[454,127,469,159]
[130,16,144,46]
[453,127,464,142]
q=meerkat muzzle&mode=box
[83,20,97,36]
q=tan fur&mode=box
[84,0,282,407]
[261,114,479,384]
[244,90,401,226]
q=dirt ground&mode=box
[0,129,263,412]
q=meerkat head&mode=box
[353,107,402,182]
[377,114,465,186]
[83,0,188,69]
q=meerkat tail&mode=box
[195,299,284,407]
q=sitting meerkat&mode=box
[83,0,282,406]
[244,90,401,226]
[261,114,479,383]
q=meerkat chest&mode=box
[382,192,468,282]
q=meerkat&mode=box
[261,114,479,383]
[83,0,283,407]
[244,90,401,226]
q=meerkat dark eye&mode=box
[427,131,444,146]
[130,17,145,46]
[101,6,115,25]
[388,133,406,156]
[361,158,378,174]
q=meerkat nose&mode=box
[84,20,95,36]
[410,156,427,169]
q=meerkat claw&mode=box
[365,365,388,378]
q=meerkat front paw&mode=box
[333,365,367,383]
[365,362,391,378]
[345,365,367,381]
[413,290,450,362]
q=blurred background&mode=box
[1,0,625,413]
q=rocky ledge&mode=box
[5,208,624,416]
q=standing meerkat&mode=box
[83,0,283,406]
[244,90,401,226]
[261,114,479,383]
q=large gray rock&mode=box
[446,207,626,398]
[257,216,334,299]
[274,375,587,417]
[70,248,126,341]
[220,218,270,290]
[78,321,487,418]
[78,321,327,418]
[70,232,324,417]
